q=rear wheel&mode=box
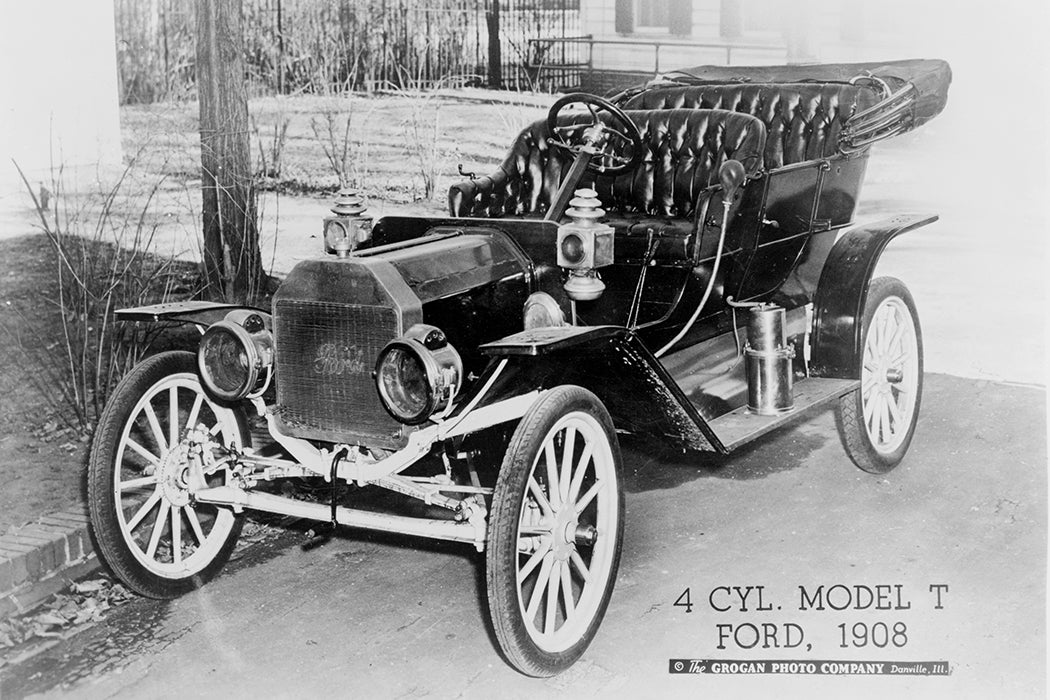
[486,386,624,677]
[88,351,247,598]
[835,277,923,473]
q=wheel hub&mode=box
[551,509,579,562]
[574,524,597,547]
[157,442,192,507]
[870,352,904,394]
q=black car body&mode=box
[89,58,951,677]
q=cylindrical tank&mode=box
[744,304,795,415]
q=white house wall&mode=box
[576,0,979,73]
[579,0,786,75]
[1,0,122,190]
[581,0,723,41]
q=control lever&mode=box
[655,159,748,358]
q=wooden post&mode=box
[276,0,285,94]
[160,0,170,95]
[486,0,502,88]
[197,0,265,304]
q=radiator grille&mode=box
[274,299,404,446]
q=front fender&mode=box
[811,213,937,378]
[474,326,723,452]
[115,301,271,330]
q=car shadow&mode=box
[620,423,830,494]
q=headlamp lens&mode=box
[375,325,462,425]
[377,345,430,423]
[197,316,272,402]
[200,325,253,399]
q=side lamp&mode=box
[324,188,373,257]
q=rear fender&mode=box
[115,301,272,331]
[811,213,936,378]
[473,326,723,452]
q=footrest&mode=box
[708,377,859,452]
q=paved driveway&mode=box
[1,374,1043,699]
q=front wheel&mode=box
[87,351,247,598]
[835,276,923,473]
[486,386,624,677]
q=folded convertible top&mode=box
[633,58,952,143]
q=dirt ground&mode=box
[0,236,91,534]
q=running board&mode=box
[708,377,859,452]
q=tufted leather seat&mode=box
[621,83,878,169]
[448,108,766,225]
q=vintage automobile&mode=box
[87,59,951,676]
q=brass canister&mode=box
[744,304,795,415]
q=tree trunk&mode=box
[197,0,264,304]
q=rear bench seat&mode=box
[620,82,878,168]
[447,108,767,251]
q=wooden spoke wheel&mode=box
[88,351,247,598]
[836,277,923,473]
[487,386,624,676]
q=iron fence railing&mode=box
[114,0,581,103]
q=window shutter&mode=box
[615,0,634,34]
[668,0,693,36]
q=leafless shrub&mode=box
[389,72,455,201]
[5,159,200,432]
[308,98,371,189]
[310,109,353,188]
[251,112,291,183]
[402,98,442,200]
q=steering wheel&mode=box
[546,93,643,175]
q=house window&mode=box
[636,0,670,31]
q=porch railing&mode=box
[526,36,787,92]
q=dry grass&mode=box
[121,92,547,202]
